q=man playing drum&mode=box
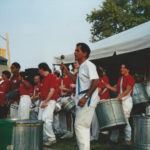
[38,63,58,146]
[104,64,135,145]
[62,43,99,150]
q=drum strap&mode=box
[77,71,92,107]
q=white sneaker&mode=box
[60,131,73,139]
[43,139,56,147]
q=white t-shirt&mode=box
[76,60,99,107]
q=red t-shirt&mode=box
[0,80,10,105]
[10,74,20,101]
[98,75,110,100]
[19,80,33,96]
[40,73,58,101]
[117,74,135,95]
[34,83,41,97]
[59,76,73,97]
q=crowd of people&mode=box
[0,43,137,150]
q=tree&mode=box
[86,0,150,42]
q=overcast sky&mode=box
[0,0,103,70]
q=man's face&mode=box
[11,65,19,74]
[2,74,7,80]
[74,45,86,61]
[34,76,40,84]
[120,64,128,75]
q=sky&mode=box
[0,0,103,70]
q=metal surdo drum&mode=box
[0,119,43,150]
[133,115,150,150]
[132,83,150,105]
[96,98,127,131]
[63,97,75,112]
[146,81,150,98]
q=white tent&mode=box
[53,21,150,65]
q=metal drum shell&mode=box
[96,99,127,131]
[10,119,43,150]
[133,115,150,150]
[63,98,75,112]
[132,83,150,105]
[146,81,150,98]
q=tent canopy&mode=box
[53,21,150,65]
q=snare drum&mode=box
[63,97,75,112]
[96,98,127,131]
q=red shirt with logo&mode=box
[19,80,33,96]
[98,75,110,100]
[40,73,58,101]
[0,80,10,105]
[117,74,135,95]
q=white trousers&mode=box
[38,100,56,141]
[110,96,133,142]
[75,105,95,150]
[18,95,31,120]
[10,102,18,119]
[91,111,99,141]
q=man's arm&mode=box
[78,79,99,107]
[62,64,77,83]
[41,88,55,108]
[117,85,132,100]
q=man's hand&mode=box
[78,97,87,107]
[41,101,48,108]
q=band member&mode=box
[97,66,110,100]
[0,71,11,118]
[104,64,135,145]
[62,43,99,150]
[18,72,33,119]
[59,69,73,139]
[9,62,21,118]
[31,75,41,119]
[38,63,58,146]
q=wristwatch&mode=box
[84,95,89,99]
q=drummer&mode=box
[104,64,135,145]
[62,43,99,150]
[59,69,74,139]
[18,72,33,119]
[0,70,11,118]
[9,62,21,118]
[98,66,110,100]
[38,63,58,146]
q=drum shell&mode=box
[96,99,127,131]
[132,83,150,105]
[133,115,150,150]
[63,99,75,112]
[0,119,43,150]
[146,81,150,98]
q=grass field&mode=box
[44,135,133,150]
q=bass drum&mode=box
[96,98,127,131]
[132,83,150,105]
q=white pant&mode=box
[38,100,56,141]
[10,102,18,119]
[18,95,31,120]
[110,96,133,142]
[91,111,99,141]
[75,105,95,150]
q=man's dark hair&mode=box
[38,63,52,73]
[54,70,60,78]
[12,62,21,69]
[2,70,11,79]
[76,43,91,58]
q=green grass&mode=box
[47,137,132,150]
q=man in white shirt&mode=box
[62,43,99,150]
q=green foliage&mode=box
[86,0,150,42]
